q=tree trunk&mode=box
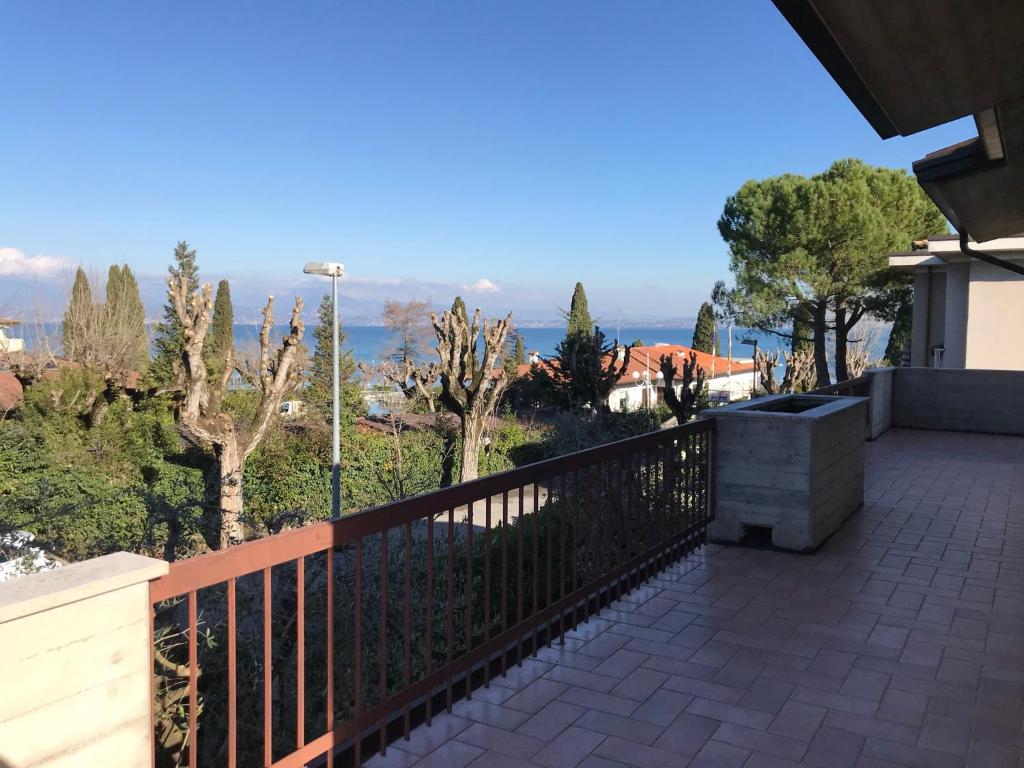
[217,438,245,549]
[460,417,484,483]
[812,302,831,388]
[834,306,849,382]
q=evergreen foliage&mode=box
[884,297,913,366]
[307,293,364,426]
[150,241,199,385]
[692,302,717,354]
[566,282,593,338]
[62,267,95,362]
[206,279,234,381]
[104,264,148,372]
[513,334,526,365]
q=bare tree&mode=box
[659,351,706,422]
[754,348,815,394]
[383,298,433,362]
[358,358,439,413]
[431,302,512,483]
[170,273,304,548]
[846,326,881,379]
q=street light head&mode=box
[303,261,345,278]
[740,337,758,346]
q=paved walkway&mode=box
[369,429,1024,768]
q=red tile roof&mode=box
[0,371,24,412]
[499,344,754,384]
[618,344,755,384]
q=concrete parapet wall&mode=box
[891,368,1024,436]
[0,552,167,768]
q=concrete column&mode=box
[943,262,970,368]
[864,367,894,440]
[910,269,930,367]
[0,552,168,768]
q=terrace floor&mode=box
[368,428,1024,768]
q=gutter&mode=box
[958,231,1024,277]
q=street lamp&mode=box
[741,336,759,397]
[303,261,345,518]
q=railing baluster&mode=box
[500,490,508,676]
[531,483,539,656]
[188,589,198,768]
[559,473,566,644]
[545,477,552,645]
[296,556,305,751]
[325,549,334,768]
[403,522,412,738]
[262,567,272,767]
[465,500,474,700]
[379,529,388,756]
[517,487,524,667]
[354,539,363,766]
[425,514,434,726]
[484,495,491,687]
[446,507,454,712]
[227,579,236,768]
[572,469,579,628]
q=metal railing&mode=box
[150,419,714,768]
[812,373,872,397]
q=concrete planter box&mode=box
[705,394,867,552]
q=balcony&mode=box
[1,367,1022,767]
[373,426,1024,768]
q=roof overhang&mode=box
[773,0,1024,242]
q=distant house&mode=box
[606,344,756,412]
[0,318,23,354]
[503,343,756,411]
[889,235,1024,369]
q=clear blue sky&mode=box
[1,1,971,322]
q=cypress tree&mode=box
[120,265,148,371]
[150,241,199,384]
[103,264,148,372]
[566,282,593,338]
[513,335,526,365]
[207,279,234,380]
[692,302,717,354]
[62,267,94,362]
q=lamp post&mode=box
[303,261,345,519]
[741,336,759,397]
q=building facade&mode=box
[890,235,1024,370]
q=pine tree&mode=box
[62,267,94,362]
[308,293,363,424]
[150,241,199,385]
[566,282,593,338]
[692,302,717,354]
[207,279,234,381]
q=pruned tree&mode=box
[360,358,440,413]
[430,300,512,483]
[659,350,706,422]
[169,271,304,548]
[754,348,815,394]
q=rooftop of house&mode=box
[500,344,756,385]
[0,371,23,412]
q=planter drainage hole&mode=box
[740,524,774,549]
